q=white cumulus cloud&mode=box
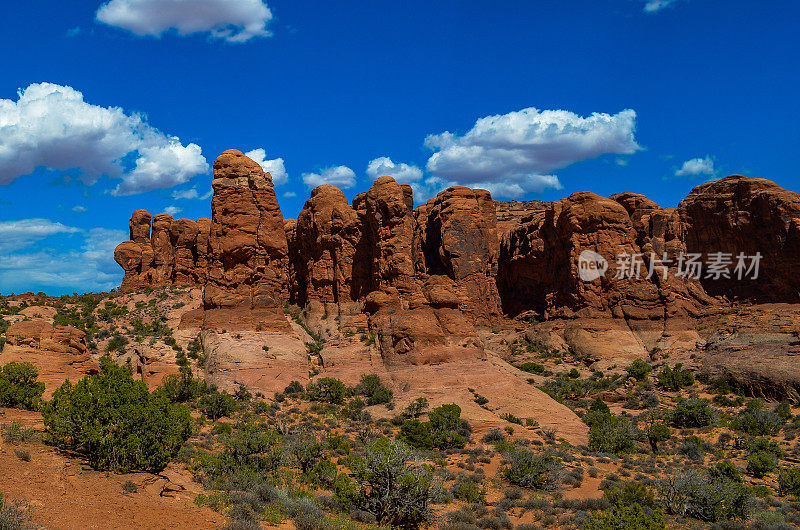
[0,219,81,252]
[424,107,640,198]
[302,166,356,189]
[245,148,287,185]
[0,226,127,293]
[643,0,679,13]
[366,157,423,184]
[172,187,199,199]
[674,156,716,178]
[0,82,209,195]
[96,0,274,43]
[164,205,183,216]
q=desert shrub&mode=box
[191,420,283,490]
[500,412,522,425]
[42,355,192,473]
[774,400,792,420]
[400,403,470,450]
[777,467,800,498]
[482,428,506,444]
[402,397,429,419]
[604,481,657,509]
[585,503,665,529]
[199,389,238,420]
[710,461,742,484]
[588,396,610,414]
[501,447,564,490]
[0,362,45,410]
[161,366,209,403]
[0,492,35,530]
[626,359,653,381]
[334,437,434,528]
[288,434,323,474]
[106,334,129,353]
[644,421,671,454]
[624,389,659,410]
[747,451,778,478]
[659,469,751,522]
[1,421,36,444]
[451,473,485,503]
[518,362,545,374]
[586,412,638,454]
[283,380,304,395]
[355,374,393,405]
[306,377,350,404]
[669,397,717,428]
[542,373,624,406]
[731,400,783,436]
[679,435,710,462]
[399,419,434,450]
[656,363,694,391]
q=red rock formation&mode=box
[202,149,290,330]
[1,319,99,396]
[290,184,362,311]
[674,175,800,301]
[417,186,502,325]
[115,210,209,290]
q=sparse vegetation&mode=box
[42,356,192,472]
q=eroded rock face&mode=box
[290,184,363,310]
[202,149,290,330]
[498,191,713,360]
[417,186,502,325]
[1,320,99,396]
[115,211,209,290]
[674,175,800,301]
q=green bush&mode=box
[586,411,638,454]
[645,422,671,454]
[518,362,545,374]
[306,377,350,404]
[191,420,283,490]
[334,437,434,528]
[106,334,129,353]
[399,403,470,450]
[604,481,657,509]
[283,380,304,394]
[747,451,778,478]
[0,491,35,530]
[659,469,751,522]
[669,397,716,428]
[451,473,485,503]
[626,359,652,381]
[0,362,45,410]
[585,503,665,530]
[199,390,238,420]
[41,356,192,473]
[656,363,694,391]
[501,447,564,490]
[355,374,393,405]
[731,399,783,436]
[777,467,800,498]
[161,367,209,403]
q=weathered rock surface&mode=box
[674,175,800,301]
[114,210,210,290]
[112,151,800,410]
[1,319,99,396]
[202,149,290,330]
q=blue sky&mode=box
[0,0,798,294]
